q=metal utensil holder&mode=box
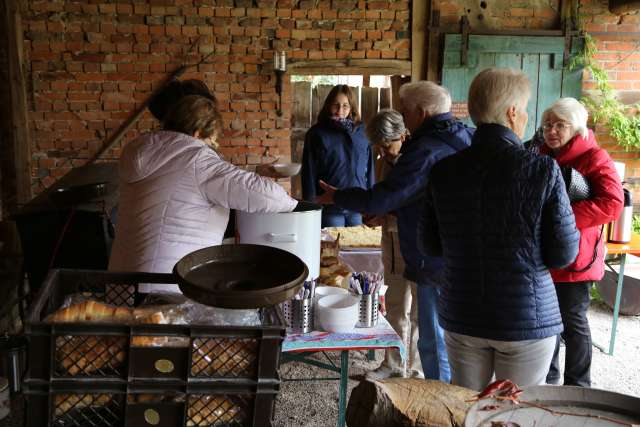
[283,298,314,333]
[357,293,379,328]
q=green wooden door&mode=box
[442,35,583,141]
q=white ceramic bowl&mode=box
[314,286,348,304]
[316,294,359,333]
[272,162,302,177]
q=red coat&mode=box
[540,129,624,283]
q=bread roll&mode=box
[58,335,126,375]
[191,338,255,377]
[187,396,241,426]
[130,311,169,347]
[54,394,112,416]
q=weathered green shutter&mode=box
[442,35,583,141]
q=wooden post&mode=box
[411,0,428,81]
[4,0,32,206]
[426,3,441,83]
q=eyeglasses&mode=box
[331,103,350,110]
[542,122,571,132]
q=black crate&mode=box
[25,387,278,427]
[24,269,285,388]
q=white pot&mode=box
[236,201,322,279]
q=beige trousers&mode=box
[380,223,423,377]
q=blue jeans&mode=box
[417,281,451,382]
[321,210,362,227]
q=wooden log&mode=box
[346,378,476,427]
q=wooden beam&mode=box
[5,0,31,206]
[425,2,441,83]
[412,0,428,81]
[289,59,411,76]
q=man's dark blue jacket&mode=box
[301,121,374,213]
[419,124,580,341]
[334,112,474,283]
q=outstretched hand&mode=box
[315,180,337,204]
[254,158,279,178]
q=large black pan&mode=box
[174,244,308,309]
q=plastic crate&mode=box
[23,269,285,426]
[25,387,278,427]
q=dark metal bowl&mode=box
[174,244,308,309]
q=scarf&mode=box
[331,116,354,133]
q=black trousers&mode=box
[546,281,592,387]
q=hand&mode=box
[363,214,384,227]
[315,180,337,204]
[255,163,278,178]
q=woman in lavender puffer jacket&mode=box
[109,95,297,292]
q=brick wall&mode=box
[21,0,410,195]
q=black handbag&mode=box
[561,165,591,202]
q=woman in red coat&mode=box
[540,97,624,387]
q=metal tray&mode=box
[465,385,640,426]
[174,244,308,309]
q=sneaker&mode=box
[365,366,404,381]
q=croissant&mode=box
[48,300,134,323]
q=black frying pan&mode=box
[174,244,308,309]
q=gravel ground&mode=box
[274,300,640,426]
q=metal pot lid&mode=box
[174,244,308,309]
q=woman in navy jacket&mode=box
[301,85,375,227]
[419,68,580,391]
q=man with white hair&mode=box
[419,68,580,390]
[316,81,474,383]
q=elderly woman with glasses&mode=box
[419,68,581,390]
[361,110,425,380]
[301,85,375,227]
[538,98,624,387]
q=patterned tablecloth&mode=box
[282,315,406,360]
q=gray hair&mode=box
[398,81,452,116]
[542,97,589,139]
[366,109,406,146]
[468,68,531,127]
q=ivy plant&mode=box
[570,33,640,151]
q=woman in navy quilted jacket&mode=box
[419,68,581,391]
[540,98,624,387]
[301,85,375,227]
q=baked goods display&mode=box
[324,225,382,248]
[319,237,352,288]
[47,299,256,377]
